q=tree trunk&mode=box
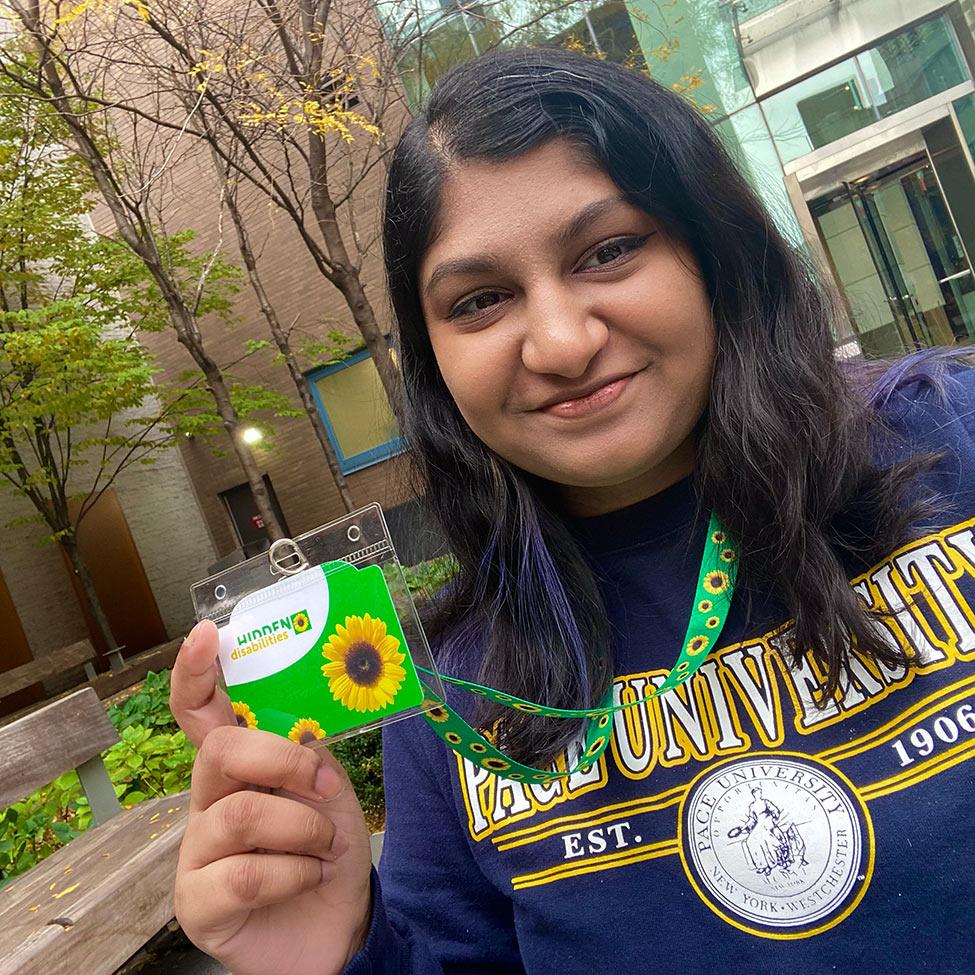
[332,267,402,415]
[184,332,287,541]
[306,132,402,413]
[218,171,356,512]
[281,353,356,513]
[61,535,117,654]
[20,19,287,544]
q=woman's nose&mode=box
[520,290,609,378]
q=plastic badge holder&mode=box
[190,503,445,747]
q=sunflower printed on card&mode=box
[321,613,407,713]
[231,700,258,728]
[291,610,312,634]
[288,717,326,744]
[216,560,425,743]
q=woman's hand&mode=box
[169,619,374,975]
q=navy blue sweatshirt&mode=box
[344,366,975,975]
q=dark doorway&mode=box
[64,489,169,659]
[220,476,290,560]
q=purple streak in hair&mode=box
[863,345,972,411]
[455,480,590,702]
[512,488,589,695]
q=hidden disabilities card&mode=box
[216,560,425,745]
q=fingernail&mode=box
[315,763,344,801]
[321,859,337,884]
[184,619,206,648]
[329,832,349,859]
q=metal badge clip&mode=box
[268,537,310,577]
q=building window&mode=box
[393,1,648,109]
[761,14,970,164]
[307,349,402,474]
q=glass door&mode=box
[811,156,975,357]
[858,164,974,346]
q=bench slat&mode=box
[2,640,96,699]
[0,792,189,975]
[0,688,118,809]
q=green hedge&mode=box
[0,669,389,888]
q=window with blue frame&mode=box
[307,349,402,473]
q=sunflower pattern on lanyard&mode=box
[416,511,738,781]
[322,613,408,712]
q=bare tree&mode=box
[22,0,592,418]
[0,0,289,540]
[131,0,406,407]
[213,140,357,512]
[1,0,619,546]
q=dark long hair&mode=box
[383,47,956,766]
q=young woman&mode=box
[169,48,975,975]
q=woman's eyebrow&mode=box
[424,255,505,298]
[554,194,630,247]
[422,194,632,298]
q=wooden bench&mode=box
[1,639,98,702]
[0,687,189,975]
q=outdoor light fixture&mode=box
[241,427,263,445]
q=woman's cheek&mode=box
[438,359,503,444]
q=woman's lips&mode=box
[540,372,636,418]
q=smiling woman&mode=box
[385,46,955,773]
[169,44,975,975]
[368,42,975,971]
[419,143,714,506]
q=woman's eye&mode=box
[448,290,506,320]
[577,234,651,271]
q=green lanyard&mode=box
[416,512,737,783]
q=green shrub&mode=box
[330,730,384,828]
[0,771,85,883]
[401,554,459,601]
[106,667,181,734]
[0,670,194,887]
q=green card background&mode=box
[224,562,424,740]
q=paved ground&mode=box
[116,925,229,975]
[134,942,228,975]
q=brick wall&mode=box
[0,493,88,657]
[112,437,220,639]
[93,110,416,559]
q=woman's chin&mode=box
[533,453,673,491]
[520,437,696,508]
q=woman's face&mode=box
[418,139,716,515]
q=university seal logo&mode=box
[678,753,873,938]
